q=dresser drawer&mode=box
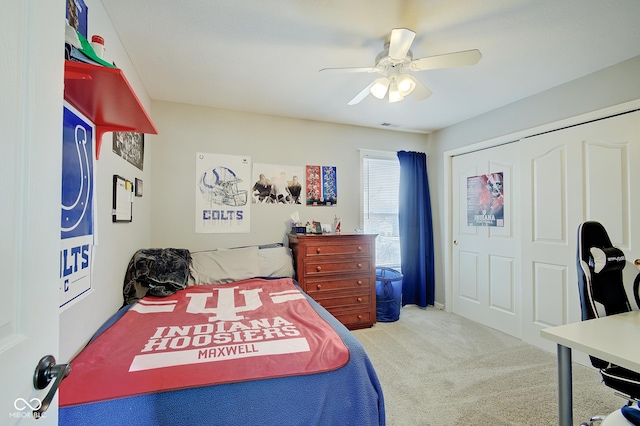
[305,276,371,294]
[330,309,374,329]
[304,242,371,257]
[303,259,372,276]
[311,291,371,310]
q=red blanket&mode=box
[60,278,350,406]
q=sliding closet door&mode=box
[451,143,521,338]
[520,111,640,351]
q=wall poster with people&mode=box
[251,163,304,205]
[195,152,251,233]
[467,172,504,227]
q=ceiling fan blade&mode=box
[347,81,376,105]
[408,49,482,71]
[407,75,432,101]
[388,28,416,60]
[320,66,380,73]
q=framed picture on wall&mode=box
[113,175,133,222]
[135,178,143,197]
[113,132,144,170]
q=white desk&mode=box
[541,310,640,426]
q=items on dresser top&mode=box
[289,233,377,330]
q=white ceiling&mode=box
[100,0,640,134]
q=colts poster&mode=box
[467,172,504,227]
[60,103,95,308]
[195,152,251,233]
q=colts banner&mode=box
[60,102,95,308]
[59,279,350,406]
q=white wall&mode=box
[59,0,154,362]
[427,55,640,305]
[149,101,427,250]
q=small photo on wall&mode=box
[113,131,144,170]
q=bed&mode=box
[58,245,385,425]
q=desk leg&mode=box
[557,344,573,426]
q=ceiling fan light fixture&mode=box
[397,74,416,96]
[388,82,404,103]
[370,77,390,99]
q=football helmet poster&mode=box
[195,153,251,233]
[467,172,504,227]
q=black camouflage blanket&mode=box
[123,248,192,305]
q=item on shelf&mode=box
[68,30,115,68]
[91,35,105,59]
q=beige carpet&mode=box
[352,306,624,426]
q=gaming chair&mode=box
[576,221,640,404]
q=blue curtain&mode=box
[397,151,434,307]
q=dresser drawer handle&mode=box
[357,280,363,285]
[357,263,362,269]
[316,284,322,290]
[357,297,363,303]
[357,315,363,320]
[316,248,322,254]
[316,266,322,272]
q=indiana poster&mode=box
[467,172,504,227]
[195,152,251,233]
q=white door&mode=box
[520,111,640,352]
[451,142,521,337]
[1,1,63,423]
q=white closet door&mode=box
[520,111,640,352]
[451,110,640,357]
[451,143,521,338]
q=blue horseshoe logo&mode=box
[61,108,93,238]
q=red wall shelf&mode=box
[64,60,158,159]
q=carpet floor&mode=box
[352,306,625,426]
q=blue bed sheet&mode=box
[59,289,385,426]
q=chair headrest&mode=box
[589,247,625,274]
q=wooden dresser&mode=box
[288,233,377,330]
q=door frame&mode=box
[443,99,640,314]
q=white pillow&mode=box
[190,246,260,284]
[258,246,295,278]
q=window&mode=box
[361,150,401,269]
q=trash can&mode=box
[375,267,403,322]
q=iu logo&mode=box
[185,287,263,321]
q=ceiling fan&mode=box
[320,28,482,105]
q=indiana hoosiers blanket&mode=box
[60,278,350,406]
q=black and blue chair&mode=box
[577,221,640,425]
